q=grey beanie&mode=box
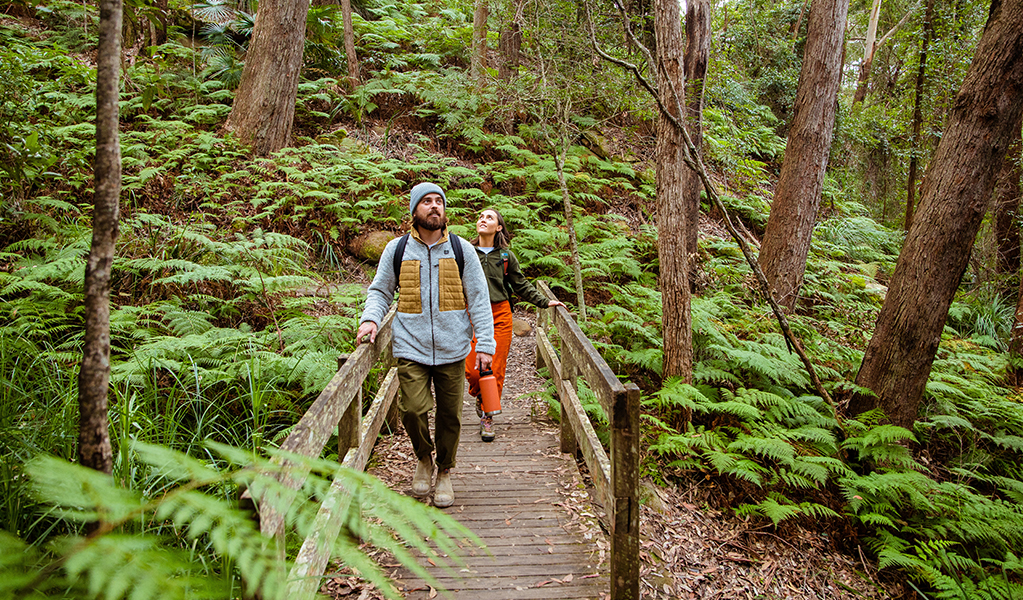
[409,182,446,214]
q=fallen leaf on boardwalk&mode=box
[535,580,554,587]
[428,587,437,598]
[548,547,554,553]
[563,574,574,582]
[427,559,436,566]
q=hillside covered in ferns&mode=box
[2,0,1023,597]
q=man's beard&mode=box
[413,211,447,231]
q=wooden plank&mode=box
[553,373,612,516]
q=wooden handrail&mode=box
[534,281,641,600]
[252,304,400,600]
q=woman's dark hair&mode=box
[471,208,511,248]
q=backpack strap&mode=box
[392,232,465,283]
[392,233,410,283]
[450,233,465,277]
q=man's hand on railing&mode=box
[356,321,378,346]
[476,352,493,372]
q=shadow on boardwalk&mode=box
[369,313,611,600]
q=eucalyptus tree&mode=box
[683,0,711,281]
[225,0,310,155]
[79,0,122,482]
[851,0,1023,428]
[652,0,694,382]
[757,0,848,309]
[341,0,360,86]
[471,0,489,83]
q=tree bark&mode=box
[471,0,489,84]
[498,21,522,80]
[906,0,935,231]
[757,0,848,310]
[654,0,693,386]
[852,0,882,105]
[994,124,1022,294]
[224,0,310,156]
[852,0,1023,428]
[79,0,122,482]
[341,0,360,87]
[683,0,710,287]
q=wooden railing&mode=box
[534,281,642,600]
[254,287,641,600]
[254,304,400,600]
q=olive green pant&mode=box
[396,358,465,471]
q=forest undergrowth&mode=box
[2,0,1023,598]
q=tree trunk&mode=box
[654,0,693,386]
[79,0,122,484]
[224,0,310,156]
[498,21,522,80]
[852,0,882,105]
[683,0,710,287]
[994,123,1022,294]
[341,0,360,87]
[555,147,587,324]
[906,0,935,231]
[471,0,489,84]
[757,0,849,310]
[852,0,1023,428]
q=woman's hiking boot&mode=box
[480,416,495,442]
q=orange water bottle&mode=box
[478,368,502,415]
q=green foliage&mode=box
[1,442,477,599]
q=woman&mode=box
[464,208,564,441]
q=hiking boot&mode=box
[434,469,454,508]
[475,396,483,418]
[480,416,495,442]
[411,455,433,497]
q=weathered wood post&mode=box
[611,382,641,600]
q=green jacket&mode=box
[475,246,551,308]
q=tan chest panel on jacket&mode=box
[438,257,466,312]
[396,260,422,313]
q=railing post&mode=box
[337,354,361,460]
[559,347,579,456]
[610,382,641,600]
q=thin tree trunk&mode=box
[471,0,489,84]
[853,0,1023,428]
[853,0,882,105]
[554,145,586,324]
[683,0,710,288]
[906,0,935,231]
[341,0,360,87]
[498,20,522,80]
[224,0,310,155]
[994,122,1022,294]
[757,0,849,310]
[79,0,122,485]
[654,0,693,386]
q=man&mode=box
[357,182,495,508]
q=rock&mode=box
[350,230,396,262]
[639,479,671,514]
[512,317,533,336]
[580,129,612,159]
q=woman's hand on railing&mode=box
[356,321,378,345]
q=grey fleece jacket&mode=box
[360,228,497,366]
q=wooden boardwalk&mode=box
[392,356,610,599]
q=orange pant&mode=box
[466,301,513,400]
